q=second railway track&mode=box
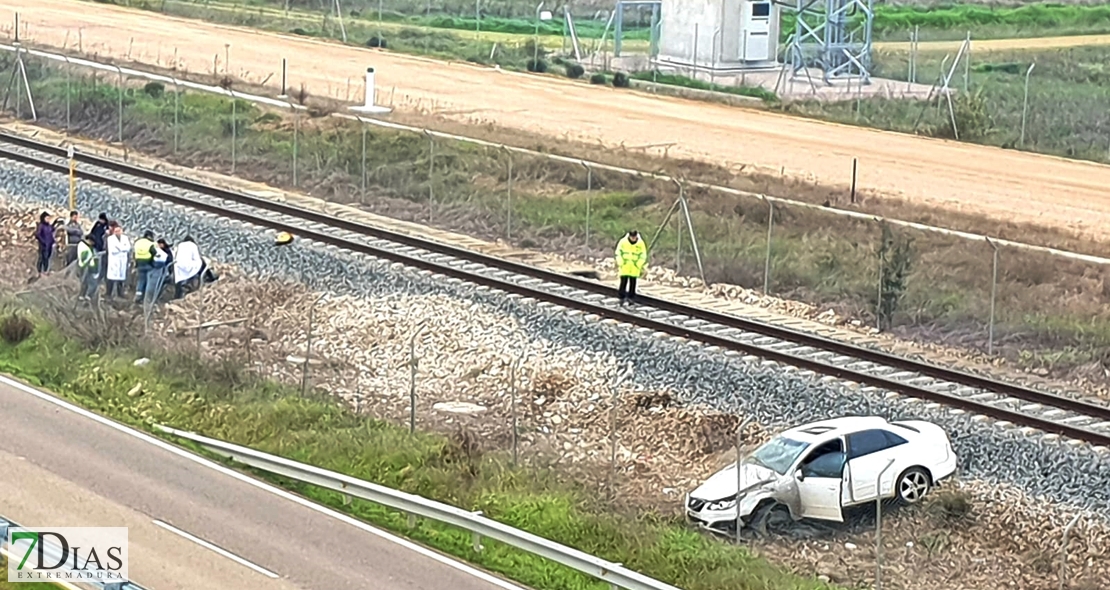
[3,131,1110,448]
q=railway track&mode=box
[3,132,1110,448]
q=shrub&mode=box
[590,73,608,85]
[0,314,34,345]
[612,72,630,88]
[925,488,974,522]
[142,81,164,98]
[366,36,388,49]
[526,58,548,73]
[564,62,585,79]
[290,27,309,36]
[877,223,914,330]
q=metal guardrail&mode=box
[0,515,148,590]
[156,426,683,590]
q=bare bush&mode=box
[0,313,34,344]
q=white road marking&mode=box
[152,519,279,579]
[0,547,84,590]
[0,374,527,590]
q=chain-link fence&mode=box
[4,43,1110,394]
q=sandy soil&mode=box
[5,0,1110,244]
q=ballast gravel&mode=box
[1,158,1107,519]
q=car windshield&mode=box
[747,436,809,475]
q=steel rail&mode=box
[1,133,1108,447]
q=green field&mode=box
[780,44,1110,163]
[104,0,1110,45]
[0,308,835,590]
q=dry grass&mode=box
[9,50,1110,381]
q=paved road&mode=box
[0,378,521,590]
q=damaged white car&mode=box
[686,417,958,534]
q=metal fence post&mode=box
[609,363,633,499]
[63,55,71,131]
[580,161,592,250]
[875,458,896,590]
[509,353,520,466]
[1059,513,1081,590]
[171,76,180,154]
[425,131,436,218]
[505,148,514,240]
[734,416,752,544]
[876,218,885,332]
[408,324,427,434]
[676,182,707,287]
[986,238,999,356]
[302,294,323,396]
[230,90,237,175]
[360,119,368,197]
[762,197,773,295]
[115,65,124,144]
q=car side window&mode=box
[798,439,845,478]
[847,429,894,459]
[881,429,909,448]
[802,451,846,478]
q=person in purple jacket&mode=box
[34,211,55,276]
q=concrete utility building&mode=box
[657,0,781,70]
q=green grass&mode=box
[779,45,1110,162]
[630,71,779,103]
[0,314,834,590]
[11,51,1110,376]
[0,555,60,590]
[869,3,1110,41]
[124,0,1110,43]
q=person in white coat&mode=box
[172,236,204,299]
[105,223,132,300]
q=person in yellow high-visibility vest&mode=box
[614,230,647,305]
[76,234,99,301]
[132,230,158,304]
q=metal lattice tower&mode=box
[786,0,874,84]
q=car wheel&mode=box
[896,467,932,505]
[752,502,793,537]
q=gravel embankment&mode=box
[2,158,1108,518]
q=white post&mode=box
[363,67,375,108]
[351,67,391,114]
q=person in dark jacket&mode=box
[34,212,55,276]
[88,212,110,285]
[89,212,109,253]
[64,211,84,267]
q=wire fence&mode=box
[4,41,1110,388]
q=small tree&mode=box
[877,223,914,331]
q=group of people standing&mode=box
[34,210,209,303]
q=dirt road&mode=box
[6,0,1110,240]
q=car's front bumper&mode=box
[685,494,743,533]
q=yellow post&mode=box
[67,145,76,211]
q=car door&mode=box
[845,429,908,503]
[794,442,846,522]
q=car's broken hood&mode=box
[690,462,779,501]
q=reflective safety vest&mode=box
[77,241,96,269]
[615,235,648,278]
[133,238,155,261]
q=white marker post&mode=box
[350,67,391,115]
